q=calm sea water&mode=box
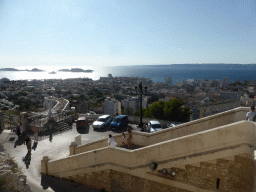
[1,64,256,84]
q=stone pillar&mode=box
[20,112,28,132]
[41,156,50,174]
[75,135,81,146]
[69,142,77,156]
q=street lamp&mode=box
[135,82,147,128]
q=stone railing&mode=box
[72,107,250,155]
[43,120,256,180]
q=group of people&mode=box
[108,128,133,149]
[15,123,39,156]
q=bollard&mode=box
[75,135,82,146]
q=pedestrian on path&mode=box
[246,106,256,121]
[20,123,23,136]
[108,134,117,147]
[24,136,32,156]
[33,127,38,142]
[16,124,21,138]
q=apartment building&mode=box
[102,97,121,116]
[122,96,147,115]
[190,100,240,120]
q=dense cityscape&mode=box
[0,74,253,124]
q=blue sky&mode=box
[0,0,255,67]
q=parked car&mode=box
[111,115,129,130]
[148,120,163,133]
[76,116,87,128]
[167,123,176,128]
[92,115,112,130]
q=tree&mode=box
[148,101,165,119]
[136,98,190,122]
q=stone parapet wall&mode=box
[73,107,250,155]
[45,121,256,179]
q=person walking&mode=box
[127,128,132,149]
[246,106,256,121]
[108,134,117,147]
[24,136,32,156]
[16,124,21,138]
[33,127,38,142]
[20,123,23,136]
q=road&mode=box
[3,123,138,192]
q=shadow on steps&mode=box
[41,174,100,192]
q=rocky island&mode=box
[58,68,93,73]
[0,68,20,71]
[28,68,45,72]
[0,68,45,72]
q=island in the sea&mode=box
[0,68,45,72]
[0,68,20,71]
[58,68,94,73]
[29,68,45,72]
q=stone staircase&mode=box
[53,98,69,113]
[42,109,256,192]
[56,121,71,132]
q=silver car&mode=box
[148,120,163,133]
[92,115,112,130]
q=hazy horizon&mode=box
[1,0,255,68]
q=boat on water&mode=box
[49,71,56,74]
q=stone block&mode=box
[75,135,81,146]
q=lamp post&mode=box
[135,82,147,128]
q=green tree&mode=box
[148,101,165,119]
[163,98,183,121]
[136,98,190,122]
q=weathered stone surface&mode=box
[0,142,31,192]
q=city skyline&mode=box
[0,0,255,67]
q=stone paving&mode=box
[2,123,142,192]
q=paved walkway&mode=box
[2,124,142,192]
[3,125,107,192]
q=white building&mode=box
[102,97,121,116]
[122,96,147,114]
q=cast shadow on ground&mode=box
[41,174,100,192]
[76,125,90,134]
[22,152,31,169]
[32,141,38,151]
[14,134,26,148]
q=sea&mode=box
[1,64,256,84]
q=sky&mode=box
[0,0,255,68]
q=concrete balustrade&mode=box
[72,107,250,155]
[47,120,256,179]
